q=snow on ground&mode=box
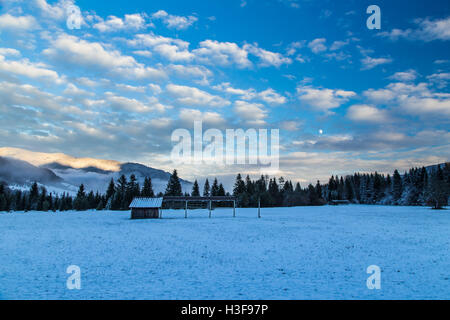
[0,205,449,300]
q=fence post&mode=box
[233,200,236,218]
[258,197,261,218]
[209,200,211,218]
[185,200,188,219]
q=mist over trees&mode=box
[0,164,449,212]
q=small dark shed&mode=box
[129,197,163,219]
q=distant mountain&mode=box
[0,147,121,171]
[0,156,63,185]
[120,163,172,180]
[0,147,192,195]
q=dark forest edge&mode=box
[0,163,449,212]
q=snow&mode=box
[0,205,449,300]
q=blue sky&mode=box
[0,0,449,185]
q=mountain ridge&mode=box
[0,147,192,194]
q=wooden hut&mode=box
[129,197,163,219]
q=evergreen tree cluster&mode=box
[322,164,450,208]
[0,164,448,212]
[231,174,326,207]
[0,174,155,212]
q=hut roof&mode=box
[130,197,163,208]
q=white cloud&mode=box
[417,17,450,40]
[44,34,135,69]
[378,28,412,41]
[364,82,450,117]
[379,17,450,41]
[295,54,307,63]
[389,69,418,82]
[308,38,327,54]
[153,43,194,62]
[400,96,450,117]
[35,0,73,21]
[364,82,430,103]
[347,104,389,123]
[286,41,305,56]
[128,33,193,62]
[0,13,37,31]
[427,72,450,88]
[152,10,197,30]
[63,83,93,97]
[166,84,230,107]
[0,54,63,83]
[193,40,252,68]
[361,56,392,70]
[106,93,167,113]
[244,43,292,67]
[297,85,356,112]
[44,34,167,80]
[0,48,20,56]
[132,50,152,58]
[233,100,268,126]
[148,84,162,94]
[74,77,98,88]
[329,40,349,51]
[168,64,212,85]
[117,65,167,80]
[280,120,301,131]
[258,88,287,105]
[129,33,190,49]
[212,82,257,100]
[212,83,286,105]
[179,108,224,125]
[93,14,147,32]
[115,83,146,93]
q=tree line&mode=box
[0,163,448,212]
[230,163,449,209]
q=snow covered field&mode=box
[0,205,449,300]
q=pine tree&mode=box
[211,178,220,196]
[373,172,382,202]
[268,178,280,207]
[28,182,39,210]
[233,174,248,207]
[37,186,47,211]
[393,170,402,203]
[233,174,245,196]
[344,177,354,201]
[218,183,226,196]
[426,166,448,209]
[308,184,318,205]
[125,174,139,207]
[87,191,95,209]
[141,177,155,197]
[116,175,128,209]
[191,180,200,196]
[203,178,210,197]
[0,183,7,211]
[315,180,323,200]
[165,170,182,196]
[106,178,115,200]
[73,184,87,211]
